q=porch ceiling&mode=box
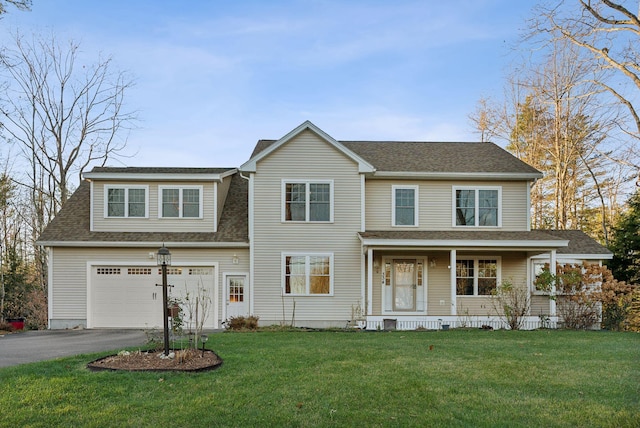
[358,230,568,251]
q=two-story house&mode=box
[37,121,612,330]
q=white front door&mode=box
[394,260,416,311]
[226,275,249,318]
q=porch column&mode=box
[450,249,457,316]
[367,247,373,316]
[550,249,557,316]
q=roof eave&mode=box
[371,171,543,181]
[531,253,614,260]
[37,241,250,248]
[358,236,569,250]
[83,169,238,182]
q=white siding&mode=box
[49,247,249,328]
[92,181,217,232]
[365,180,530,231]
[252,130,363,326]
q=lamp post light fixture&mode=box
[156,246,172,356]
[200,334,208,356]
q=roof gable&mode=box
[240,121,375,173]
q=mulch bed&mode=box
[87,349,223,372]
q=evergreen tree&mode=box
[608,190,640,284]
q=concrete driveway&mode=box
[0,329,148,368]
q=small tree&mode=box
[491,280,530,330]
[535,262,636,330]
[593,267,637,331]
[181,279,212,349]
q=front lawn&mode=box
[0,329,638,427]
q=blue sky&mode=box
[0,0,535,168]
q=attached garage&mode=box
[89,264,216,329]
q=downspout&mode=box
[239,171,254,316]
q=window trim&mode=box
[452,186,502,228]
[281,180,334,223]
[158,185,204,219]
[455,256,501,297]
[281,252,334,296]
[392,185,419,227]
[104,185,149,218]
[531,260,551,295]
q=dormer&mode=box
[83,167,237,233]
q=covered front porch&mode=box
[358,230,568,330]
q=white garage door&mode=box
[90,265,216,329]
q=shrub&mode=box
[594,270,635,331]
[225,315,260,331]
[555,263,601,329]
[491,280,530,330]
[0,321,15,332]
[627,288,640,332]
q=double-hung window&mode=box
[283,180,333,222]
[456,258,499,296]
[105,186,148,218]
[392,185,418,226]
[283,254,333,295]
[454,187,500,227]
[159,186,203,218]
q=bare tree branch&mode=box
[0,31,137,218]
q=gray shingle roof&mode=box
[37,173,248,245]
[359,230,567,244]
[536,229,612,256]
[251,140,541,175]
[88,166,235,174]
[358,229,611,256]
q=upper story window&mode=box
[283,180,333,222]
[283,253,333,296]
[159,186,203,218]
[456,258,499,296]
[105,186,148,218]
[454,187,501,227]
[392,185,418,226]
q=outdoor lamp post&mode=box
[157,246,171,356]
[201,334,208,356]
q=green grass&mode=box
[0,330,638,427]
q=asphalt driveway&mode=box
[0,329,148,368]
